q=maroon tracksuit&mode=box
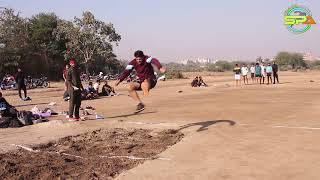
[119,56,162,89]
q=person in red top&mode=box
[115,50,166,113]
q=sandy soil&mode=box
[0,129,182,179]
[1,71,320,180]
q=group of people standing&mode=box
[234,62,280,85]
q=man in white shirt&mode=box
[250,63,255,84]
[260,63,266,84]
[241,64,249,85]
[93,80,100,94]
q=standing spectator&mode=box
[66,59,83,121]
[272,61,279,84]
[266,63,273,85]
[15,68,27,100]
[241,64,249,85]
[233,64,241,86]
[255,63,262,84]
[260,63,266,84]
[250,63,256,84]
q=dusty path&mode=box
[1,71,320,179]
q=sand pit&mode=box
[0,128,183,179]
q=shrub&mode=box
[166,70,185,79]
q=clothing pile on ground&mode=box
[0,98,47,128]
[0,92,60,128]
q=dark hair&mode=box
[89,82,93,85]
[235,64,238,66]
[134,50,145,58]
[256,63,259,65]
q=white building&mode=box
[180,58,217,65]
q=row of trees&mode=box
[0,8,123,80]
[166,52,314,73]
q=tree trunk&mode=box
[85,63,90,75]
[84,57,91,75]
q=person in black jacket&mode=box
[15,68,27,100]
[0,92,17,118]
[272,62,279,84]
[66,59,83,121]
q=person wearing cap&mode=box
[115,50,166,113]
[15,68,27,100]
[66,59,84,121]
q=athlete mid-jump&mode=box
[115,50,166,113]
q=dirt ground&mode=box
[1,71,320,180]
[0,128,182,179]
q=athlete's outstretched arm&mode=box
[115,61,134,86]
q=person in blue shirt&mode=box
[266,63,273,85]
[255,63,262,84]
[84,82,98,99]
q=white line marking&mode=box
[271,125,320,130]
[99,155,170,161]
[126,121,179,127]
[239,123,320,130]
[11,144,40,152]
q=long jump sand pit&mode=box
[0,128,183,179]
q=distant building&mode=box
[180,58,217,65]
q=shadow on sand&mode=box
[178,120,236,132]
[107,111,157,119]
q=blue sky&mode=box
[2,0,319,62]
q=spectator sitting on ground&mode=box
[198,76,208,87]
[101,81,116,96]
[83,82,98,99]
[0,92,17,118]
[191,77,199,87]
[93,80,100,93]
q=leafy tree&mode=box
[215,61,233,71]
[0,8,29,75]
[275,52,306,69]
[64,11,121,74]
[256,56,263,63]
